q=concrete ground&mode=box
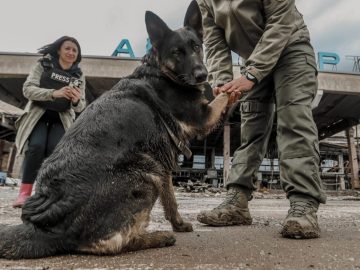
[0,186,360,270]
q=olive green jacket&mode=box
[196,0,311,86]
[15,60,86,155]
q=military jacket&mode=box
[197,0,311,85]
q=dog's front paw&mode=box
[172,221,193,232]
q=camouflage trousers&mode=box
[227,41,327,204]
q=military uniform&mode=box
[197,0,326,204]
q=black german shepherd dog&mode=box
[0,1,229,259]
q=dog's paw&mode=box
[164,234,177,246]
[172,221,193,232]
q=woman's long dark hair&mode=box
[38,36,82,64]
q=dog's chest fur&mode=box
[124,57,211,139]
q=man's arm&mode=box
[197,0,233,88]
[246,0,295,82]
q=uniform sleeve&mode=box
[71,74,86,113]
[23,62,55,101]
[245,0,295,82]
[197,0,233,87]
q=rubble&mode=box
[0,177,18,187]
[176,180,224,194]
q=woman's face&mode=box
[58,40,79,65]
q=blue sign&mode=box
[112,39,135,58]
[318,52,340,70]
[112,38,152,58]
[111,40,343,71]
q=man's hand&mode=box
[220,76,255,95]
[228,92,241,106]
[212,76,255,106]
[212,86,222,97]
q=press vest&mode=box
[33,58,81,112]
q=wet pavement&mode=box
[1,186,360,270]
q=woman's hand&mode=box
[52,86,81,105]
[69,87,82,105]
[52,86,73,100]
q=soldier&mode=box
[196,0,326,238]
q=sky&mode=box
[1,0,359,72]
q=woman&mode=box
[13,36,86,208]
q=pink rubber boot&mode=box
[12,183,33,208]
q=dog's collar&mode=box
[159,115,192,159]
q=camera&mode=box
[69,78,83,88]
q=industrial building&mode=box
[1,52,360,190]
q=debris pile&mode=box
[0,177,18,187]
[176,180,224,194]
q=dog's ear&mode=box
[183,0,203,42]
[145,11,172,49]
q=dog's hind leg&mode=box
[79,231,175,255]
[0,223,66,259]
[79,210,175,255]
[123,231,176,252]
[159,174,193,232]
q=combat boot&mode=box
[197,185,252,226]
[281,195,320,239]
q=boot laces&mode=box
[216,189,241,209]
[289,201,315,217]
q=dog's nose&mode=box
[194,69,208,83]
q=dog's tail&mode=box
[0,223,66,259]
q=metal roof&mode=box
[0,100,23,116]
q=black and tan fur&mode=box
[0,1,229,259]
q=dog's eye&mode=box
[193,45,201,52]
[172,49,181,56]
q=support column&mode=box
[338,153,345,190]
[0,140,5,171]
[210,148,215,168]
[223,124,230,185]
[346,127,360,189]
[182,153,194,168]
[203,138,207,168]
[205,149,214,169]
